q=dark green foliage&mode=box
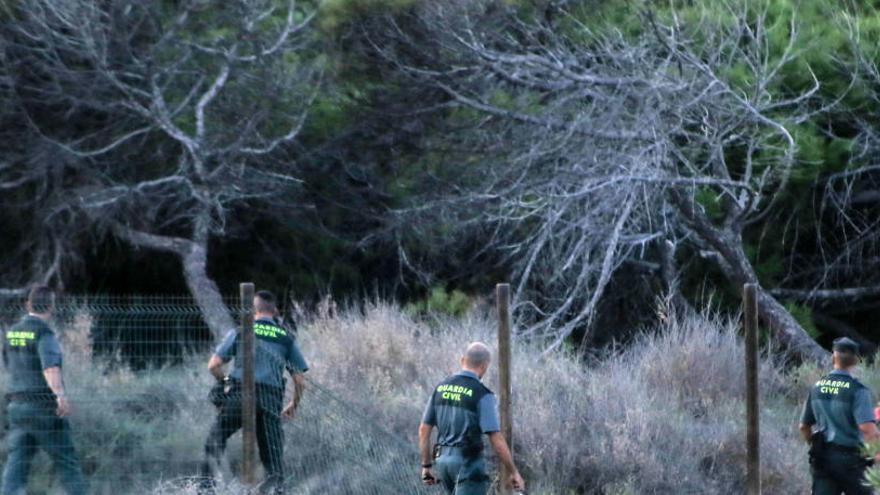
[404,286,472,317]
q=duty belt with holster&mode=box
[810,431,870,463]
[208,377,234,408]
[435,444,483,459]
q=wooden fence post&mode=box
[744,283,761,495]
[239,283,257,486]
[496,283,513,495]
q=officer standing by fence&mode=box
[419,342,525,495]
[199,290,307,494]
[800,337,880,495]
[1,286,88,495]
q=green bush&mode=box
[404,286,473,318]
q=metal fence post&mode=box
[240,283,257,486]
[496,283,513,495]
[743,283,761,495]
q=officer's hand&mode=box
[281,402,297,420]
[508,471,525,492]
[421,467,437,485]
[56,395,71,418]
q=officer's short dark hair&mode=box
[832,337,860,356]
[255,290,277,313]
[834,351,858,368]
[28,285,55,313]
[464,342,491,368]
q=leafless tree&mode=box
[373,0,831,361]
[1,0,319,338]
[0,41,79,296]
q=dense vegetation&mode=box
[0,0,878,365]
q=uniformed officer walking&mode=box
[800,337,880,495]
[1,286,87,495]
[419,342,525,495]
[199,290,307,494]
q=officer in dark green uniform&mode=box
[419,342,524,495]
[199,290,307,494]
[1,286,87,495]
[800,337,880,495]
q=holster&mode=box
[208,378,231,408]
[809,431,827,460]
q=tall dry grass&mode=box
[0,302,862,493]
[301,304,815,494]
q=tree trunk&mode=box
[755,288,829,364]
[110,222,234,342]
[715,242,829,364]
[181,242,236,342]
[671,193,829,364]
[717,240,829,363]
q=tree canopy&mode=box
[1,0,878,355]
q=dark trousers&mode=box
[811,449,872,495]
[435,448,490,495]
[200,385,285,494]
[1,401,87,495]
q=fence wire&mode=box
[0,295,431,495]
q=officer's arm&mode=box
[207,354,226,381]
[798,423,813,443]
[859,422,880,442]
[43,366,66,399]
[487,432,520,478]
[290,372,305,409]
[43,366,71,417]
[285,340,308,412]
[855,388,880,442]
[418,422,434,466]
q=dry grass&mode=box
[1,301,856,494]
[299,304,813,494]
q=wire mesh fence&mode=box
[0,295,430,495]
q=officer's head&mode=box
[254,290,278,317]
[832,337,860,370]
[26,285,55,316]
[460,342,492,378]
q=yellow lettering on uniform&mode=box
[253,323,285,339]
[436,384,474,398]
[5,331,35,347]
[816,379,851,391]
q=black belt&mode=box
[825,443,862,454]
[6,392,55,403]
[436,445,482,458]
[227,381,284,396]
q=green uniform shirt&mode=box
[2,315,63,397]
[216,317,308,390]
[801,369,875,448]
[422,371,500,454]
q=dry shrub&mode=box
[298,303,811,494]
[0,302,822,494]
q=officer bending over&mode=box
[419,342,525,495]
[1,286,87,495]
[199,290,307,494]
[800,337,880,495]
